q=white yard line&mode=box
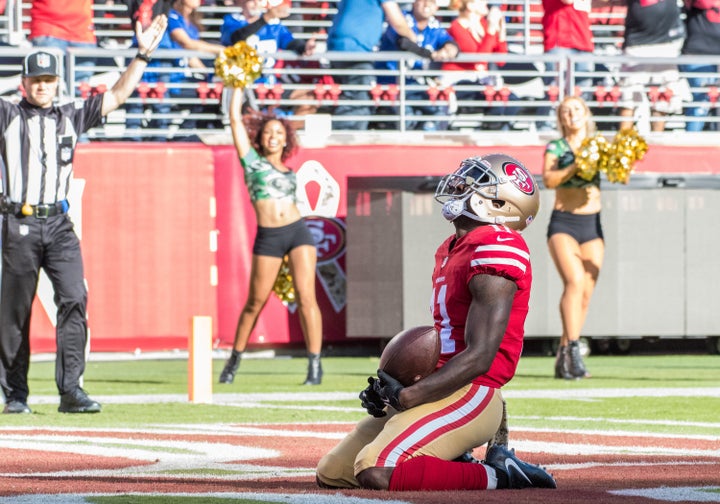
[2,493,412,504]
[22,386,720,406]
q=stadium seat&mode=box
[547,85,560,103]
[708,86,719,105]
[78,81,92,99]
[484,85,496,102]
[595,85,607,105]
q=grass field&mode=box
[2,352,718,503]
[15,353,720,435]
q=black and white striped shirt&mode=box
[0,94,104,205]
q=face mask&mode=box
[441,199,466,221]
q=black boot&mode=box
[303,352,323,385]
[554,345,574,380]
[219,350,242,384]
[568,340,590,378]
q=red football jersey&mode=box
[431,224,532,388]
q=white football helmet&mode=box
[434,154,540,231]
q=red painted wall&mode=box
[26,142,720,353]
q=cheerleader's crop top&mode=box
[240,147,298,203]
[545,138,600,189]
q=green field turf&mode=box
[12,354,719,439]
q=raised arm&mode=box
[101,15,168,116]
[382,1,417,43]
[169,26,224,54]
[229,87,252,160]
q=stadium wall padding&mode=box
[25,142,719,353]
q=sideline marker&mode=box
[189,316,213,404]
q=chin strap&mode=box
[441,196,520,225]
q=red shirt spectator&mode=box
[29,0,96,44]
[541,0,593,53]
[442,0,508,72]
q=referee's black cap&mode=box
[22,51,60,78]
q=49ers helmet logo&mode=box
[503,162,535,195]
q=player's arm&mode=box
[395,273,516,410]
[542,145,578,189]
[102,15,168,116]
[229,87,252,159]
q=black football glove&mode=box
[359,376,387,418]
[374,369,406,412]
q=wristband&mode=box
[135,52,152,63]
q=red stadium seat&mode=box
[137,82,150,101]
[255,83,269,101]
[440,86,454,101]
[271,83,284,101]
[206,82,223,100]
[648,86,660,104]
[78,81,92,99]
[370,84,383,104]
[498,87,511,103]
[595,85,607,106]
[313,83,342,105]
[547,85,559,103]
[150,82,166,100]
[92,84,107,96]
[708,86,719,105]
[484,85,496,102]
[196,81,209,102]
[384,84,398,103]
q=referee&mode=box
[0,15,168,414]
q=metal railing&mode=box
[1,45,718,141]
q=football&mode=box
[379,326,441,386]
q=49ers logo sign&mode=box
[503,162,535,195]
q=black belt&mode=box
[1,201,68,219]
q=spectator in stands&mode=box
[376,0,459,131]
[326,0,417,130]
[167,0,225,136]
[616,0,686,132]
[441,0,520,130]
[535,0,596,131]
[221,0,320,127]
[123,0,174,141]
[28,0,97,83]
[679,0,720,132]
[442,0,507,76]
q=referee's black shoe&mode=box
[58,388,102,414]
[3,399,32,414]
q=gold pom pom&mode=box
[605,128,648,184]
[272,256,296,304]
[575,134,610,182]
[214,41,264,89]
